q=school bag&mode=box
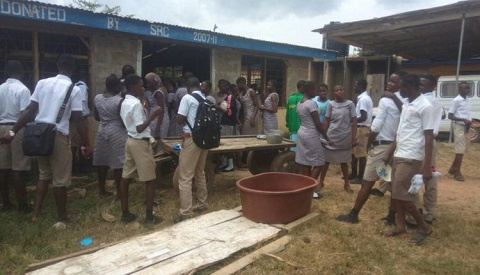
[186,93,221,149]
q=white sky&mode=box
[39,0,459,49]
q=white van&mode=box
[436,75,480,142]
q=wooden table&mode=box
[156,136,297,190]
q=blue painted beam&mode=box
[0,0,337,60]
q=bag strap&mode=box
[185,93,205,131]
[55,83,75,124]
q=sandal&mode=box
[454,174,465,181]
[383,228,407,237]
[410,228,433,245]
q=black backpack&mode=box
[186,93,221,149]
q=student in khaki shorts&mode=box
[1,54,92,223]
[336,72,405,224]
[0,60,32,213]
[349,79,373,183]
[384,74,434,245]
[447,82,472,182]
[118,74,163,224]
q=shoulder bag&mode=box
[22,83,75,156]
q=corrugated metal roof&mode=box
[313,0,480,60]
[0,0,337,60]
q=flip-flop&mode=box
[383,228,407,237]
[410,228,433,245]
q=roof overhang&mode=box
[313,1,480,60]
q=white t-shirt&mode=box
[76,81,90,117]
[0,78,31,123]
[356,91,373,126]
[423,91,443,136]
[449,94,471,124]
[395,94,435,161]
[30,74,82,135]
[120,94,152,139]
[371,92,405,141]
[177,91,205,134]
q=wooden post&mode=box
[32,31,39,85]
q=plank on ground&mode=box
[135,216,281,274]
[211,236,291,275]
[27,210,280,275]
[27,210,242,275]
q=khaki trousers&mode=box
[419,140,437,221]
[178,137,208,215]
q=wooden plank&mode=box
[283,212,320,232]
[211,236,291,275]
[135,216,281,274]
[25,242,119,273]
[27,210,280,275]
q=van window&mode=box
[440,81,474,98]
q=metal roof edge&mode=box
[0,0,336,60]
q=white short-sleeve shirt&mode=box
[356,91,373,126]
[394,94,435,161]
[177,91,205,134]
[30,74,82,135]
[370,92,405,141]
[120,94,152,139]
[423,91,443,136]
[449,95,471,124]
[76,81,90,117]
[0,78,31,123]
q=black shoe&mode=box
[121,212,137,223]
[18,203,33,214]
[0,203,14,212]
[193,205,208,213]
[336,213,359,224]
[172,214,190,224]
[350,177,362,184]
[381,214,396,225]
[370,188,384,197]
[145,215,164,225]
[347,173,357,181]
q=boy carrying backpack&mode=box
[175,77,220,223]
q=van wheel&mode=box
[247,150,278,175]
[469,126,480,143]
[270,151,298,173]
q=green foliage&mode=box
[70,0,133,17]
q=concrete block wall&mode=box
[87,34,142,143]
[90,34,142,97]
[210,48,242,92]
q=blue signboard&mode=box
[0,0,336,60]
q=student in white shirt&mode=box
[350,79,373,183]
[174,77,209,223]
[384,74,434,245]
[118,74,163,224]
[0,60,32,213]
[70,72,90,175]
[1,54,92,223]
[447,82,472,181]
[337,72,405,224]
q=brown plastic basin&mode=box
[236,172,318,224]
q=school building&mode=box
[0,0,337,136]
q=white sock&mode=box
[224,158,234,170]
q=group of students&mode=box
[287,72,472,245]
[0,52,287,224]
